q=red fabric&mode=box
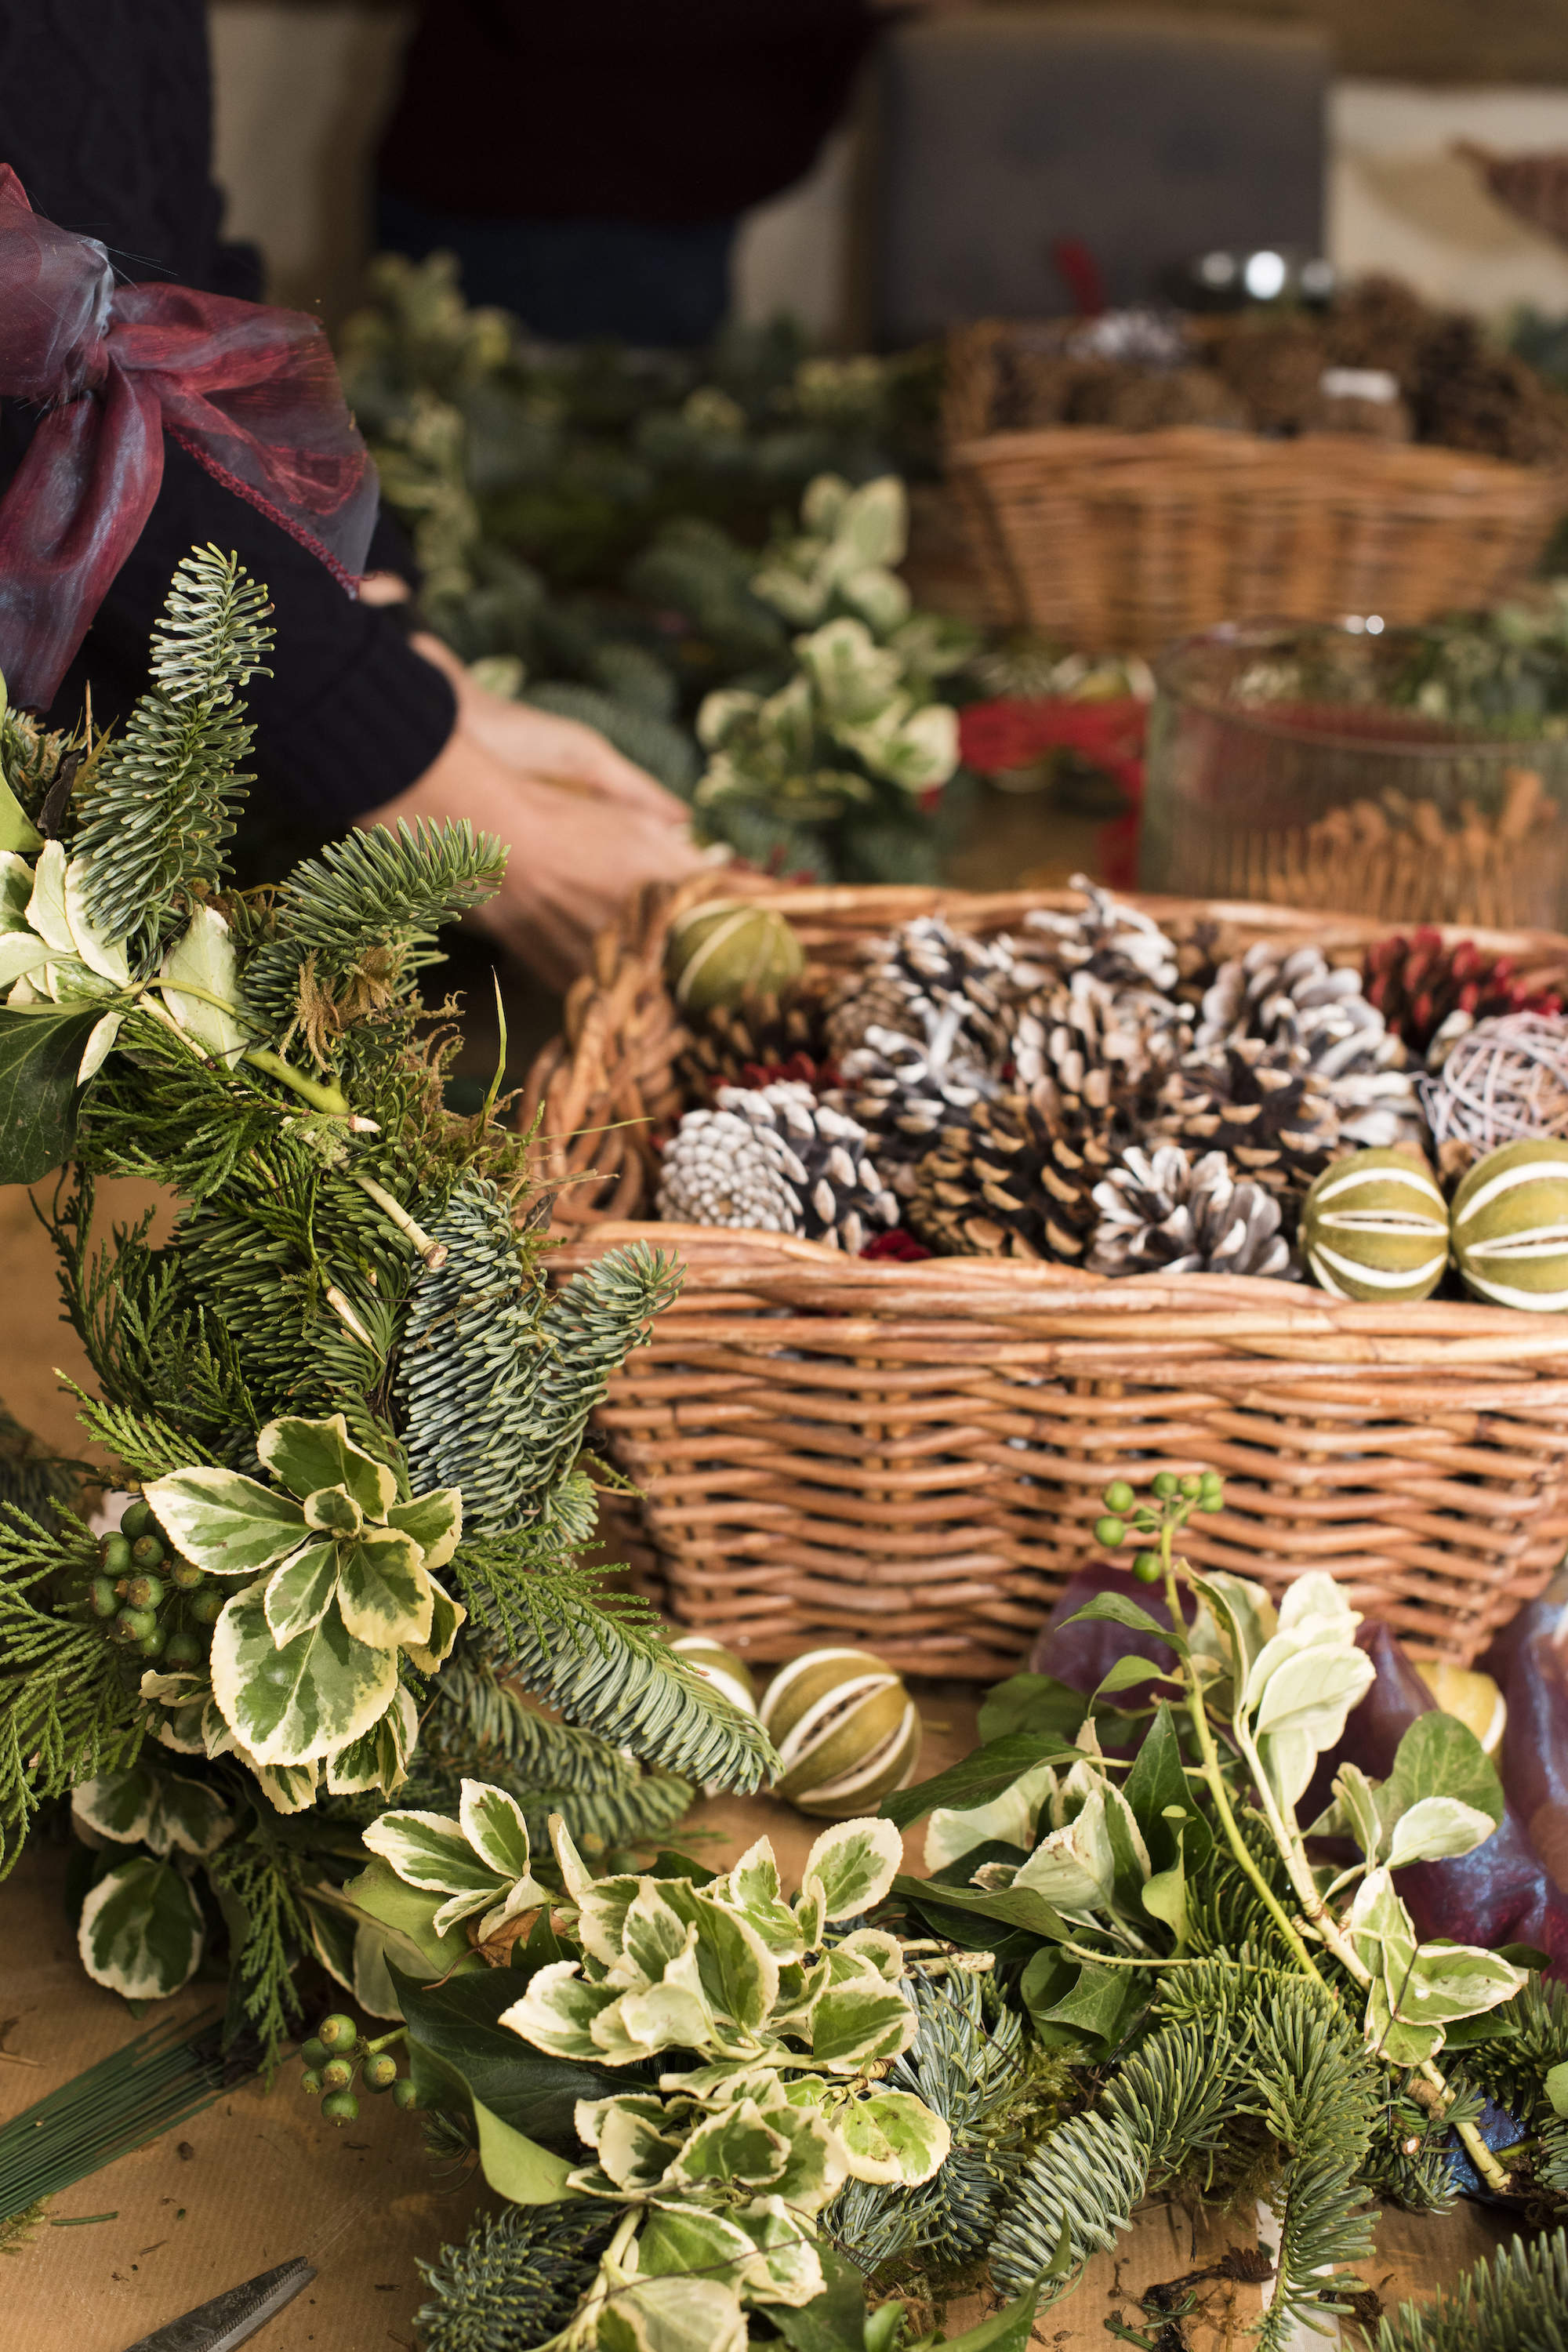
[0,165,376,709]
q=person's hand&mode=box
[359,724,708,992]
[410,630,690,829]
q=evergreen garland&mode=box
[75,544,273,960]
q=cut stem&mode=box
[242,1047,351,1118]
[353,1174,448,1269]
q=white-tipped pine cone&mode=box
[656,1082,898,1253]
[1090,1144,1297,1279]
[827,1018,996,1198]
[1194,941,1422,1153]
[823,916,1014,1064]
[1010,874,1181,1001]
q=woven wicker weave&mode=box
[522,876,1568,1677]
[942,324,1568,652]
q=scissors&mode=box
[121,2258,316,2352]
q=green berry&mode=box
[390,2078,420,2112]
[89,1577,119,1619]
[299,2038,328,2070]
[190,1588,223,1626]
[1179,1474,1203,1498]
[362,2053,397,2092]
[318,2013,358,2053]
[299,2069,323,2097]
[1132,1551,1160,1581]
[163,1630,202,1667]
[1152,1472,1179,1501]
[126,1572,165,1610]
[321,2089,359,2126]
[137,1624,169,1660]
[130,1534,165,1572]
[1199,1494,1226,1514]
[1094,1515,1125,1549]
[119,1500,151,1541]
[100,1532,132,1576]
[114,1607,157,1644]
[1102,1480,1135,1515]
[321,2057,354,2092]
[171,1558,205,1591]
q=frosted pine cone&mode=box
[828,1017,996,1199]
[1090,1145,1297,1280]
[656,1082,897,1252]
[909,1078,1129,1263]
[1194,942,1422,1153]
[823,916,1014,1064]
[677,989,826,1099]
[1011,967,1184,1101]
[1155,1040,1340,1200]
[1011,874,1181,1001]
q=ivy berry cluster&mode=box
[1094,1467,1226,1581]
[85,1497,217,1664]
[297,2010,418,2127]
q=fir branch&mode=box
[397,1174,550,1533]
[416,1650,693,1849]
[416,2204,622,2352]
[240,819,505,1049]
[1375,2228,1568,2351]
[831,1969,1040,2275]
[0,1403,88,1526]
[989,2019,1230,2300]
[1461,1973,1568,2129]
[451,1545,775,1793]
[75,546,274,958]
[1,1506,143,1870]
[524,1243,682,1499]
[1249,1980,1379,2351]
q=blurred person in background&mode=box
[0,0,702,989]
[376,0,967,347]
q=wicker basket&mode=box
[522,876,1568,1678]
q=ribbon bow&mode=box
[0,164,377,710]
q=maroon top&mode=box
[377,0,881,227]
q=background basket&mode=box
[942,324,1568,652]
[522,877,1568,1677]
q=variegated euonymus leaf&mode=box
[73,1763,233,1860]
[364,1777,549,1941]
[144,1414,464,1787]
[1350,1866,1526,2065]
[78,1854,205,1998]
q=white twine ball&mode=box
[1420,1012,1568,1157]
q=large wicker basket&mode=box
[522,876,1568,1678]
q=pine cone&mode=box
[1154,1040,1340,1200]
[677,989,826,1100]
[656,1083,897,1252]
[909,1079,1128,1262]
[828,1021,996,1199]
[1364,927,1565,1066]
[1193,942,1423,1153]
[1010,874,1180,1004]
[823,916,1014,1064]
[1089,1144,1297,1280]
[1010,968,1181,1101]
[1167,916,1232,1010]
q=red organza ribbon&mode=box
[0,165,378,710]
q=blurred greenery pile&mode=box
[336,255,958,875]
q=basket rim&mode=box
[945,422,1568,491]
[547,1218,1568,1361]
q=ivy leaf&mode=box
[0,1003,103,1182]
[472,2094,578,2205]
[882,1733,1080,1830]
[78,1856,205,1998]
[976,1671,1089,1745]
[1022,1954,1147,2056]
[891,1871,1075,1947]
[1123,1701,1210,1873]
[1385,1796,1499,1871]
[1062,1594,1189,1657]
[1385,1712,1504,1831]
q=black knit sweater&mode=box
[0,0,455,830]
